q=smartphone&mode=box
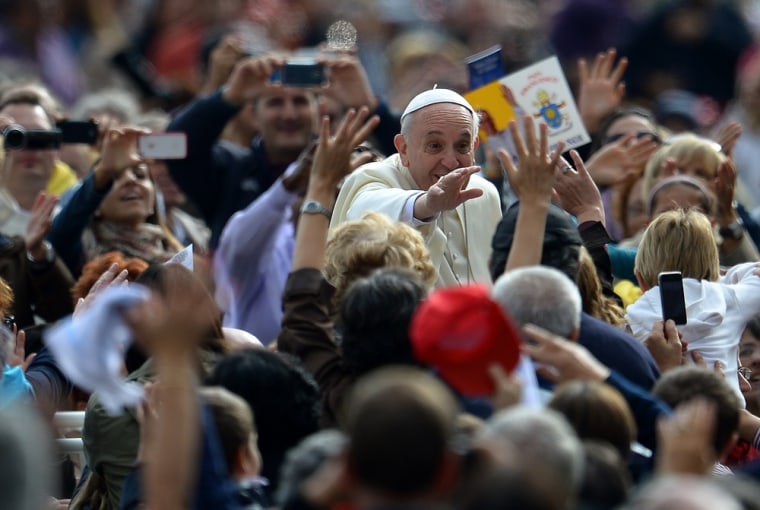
[659,271,687,325]
[56,120,99,145]
[138,133,187,160]
[272,60,327,87]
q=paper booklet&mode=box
[464,53,590,154]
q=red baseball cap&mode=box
[410,284,521,397]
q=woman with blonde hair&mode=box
[626,209,760,402]
[324,211,437,310]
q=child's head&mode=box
[635,209,720,289]
[200,386,261,480]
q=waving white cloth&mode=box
[45,285,150,415]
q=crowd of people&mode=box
[5,0,760,509]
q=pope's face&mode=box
[394,103,478,190]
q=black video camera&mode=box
[3,125,62,150]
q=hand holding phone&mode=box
[659,271,687,325]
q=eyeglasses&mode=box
[2,314,14,332]
[739,366,753,380]
[603,131,662,146]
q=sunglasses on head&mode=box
[603,131,662,146]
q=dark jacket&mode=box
[578,312,660,390]
[0,234,74,329]
[166,90,399,248]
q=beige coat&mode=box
[331,154,502,287]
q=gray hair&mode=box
[492,265,582,339]
[480,407,585,501]
[69,88,140,124]
[275,429,348,507]
[134,110,171,132]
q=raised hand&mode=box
[577,48,628,133]
[714,157,738,220]
[223,54,286,105]
[310,106,380,192]
[94,127,150,189]
[656,398,717,475]
[715,121,742,158]
[73,263,129,319]
[25,191,58,260]
[5,328,35,371]
[414,166,484,219]
[201,35,246,95]
[323,55,379,111]
[554,150,605,224]
[521,324,611,383]
[497,115,564,206]
[586,133,658,187]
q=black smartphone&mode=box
[659,271,687,325]
[273,61,327,87]
[56,120,99,145]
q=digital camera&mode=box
[3,125,62,150]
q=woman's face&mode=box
[97,164,156,226]
[625,177,648,237]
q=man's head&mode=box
[490,202,582,282]
[0,94,58,209]
[343,366,460,499]
[394,89,479,190]
[477,407,584,510]
[634,208,720,289]
[652,366,741,460]
[491,265,582,341]
[253,88,318,165]
[340,267,427,375]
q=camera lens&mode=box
[3,126,26,150]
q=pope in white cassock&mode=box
[330,89,503,288]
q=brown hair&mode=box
[548,381,636,460]
[200,386,258,475]
[71,251,149,303]
[576,246,626,327]
[0,276,14,317]
[653,366,740,454]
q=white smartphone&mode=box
[138,133,187,160]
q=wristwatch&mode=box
[300,200,332,220]
[719,219,744,241]
[26,240,55,265]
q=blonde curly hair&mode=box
[325,212,437,308]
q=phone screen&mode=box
[659,271,687,325]
[272,61,326,87]
[138,133,187,160]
